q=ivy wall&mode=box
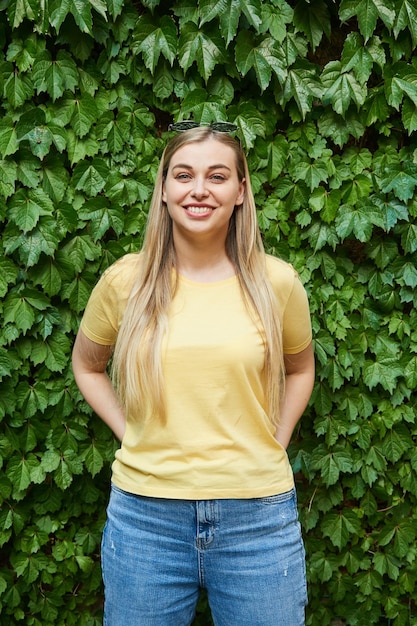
[0,1,416,624]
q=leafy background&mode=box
[0,0,416,624]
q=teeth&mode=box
[186,206,212,214]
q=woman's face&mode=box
[162,138,245,243]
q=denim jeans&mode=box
[102,484,307,626]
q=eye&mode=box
[210,174,226,182]
[175,173,192,180]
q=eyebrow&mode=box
[171,163,232,172]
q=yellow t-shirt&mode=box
[80,253,312,499]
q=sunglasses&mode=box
[168,120,238,133]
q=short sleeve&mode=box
[80,253,140,345]
[281,273,312,354]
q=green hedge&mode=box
[0,1,416,624]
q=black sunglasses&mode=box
[168,120,238,133]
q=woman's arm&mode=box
[72,330,126,441]
[275,342,315,449]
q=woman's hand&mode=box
[275,342,315,449]
[72,330,126,441]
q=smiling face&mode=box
[161,138,246,243]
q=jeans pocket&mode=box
[257,487,296,505]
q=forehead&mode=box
[168,138,237,169]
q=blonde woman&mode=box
[72,123,315,626]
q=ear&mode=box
[236,178,246,206]
[162,180,167,204]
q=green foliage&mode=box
[1,0,416,624]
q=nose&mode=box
[191,176,209,198]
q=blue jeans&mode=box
[102,484,307,626]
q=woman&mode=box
[72,124,315,626]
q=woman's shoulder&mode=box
[100,252,143,286]
[265,254,299,286]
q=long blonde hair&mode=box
[111,128,285,425]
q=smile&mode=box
[185,206,214,214]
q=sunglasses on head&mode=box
[168,120,238,133]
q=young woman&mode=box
[72,124,315,626]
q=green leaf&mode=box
[379,520,416,558]
[95,111,131,154]
[393,0,417,47]
[4,71,33,108]
[228,102,267,149]
[371,196,409,231]
[402,97,417,133]
[6,0,38,29]
[390,72,417,109]
[72,158,109,196]
[16,380,49,418]
[199,0,229,26]
[259,1,293,42]
[217,0,241,45]
[400,222,417,253]
[318,110,365,147]
[281,65,321,119]
[341,33,383,84]
[59,235,102,272]
[6,455,39,493]
[311,445,354,486]
[54,449,83,490]
[82,442,104,477]
[133,15,177,74]
[105,172,150,207]
[6,35,42,72]
[42,332,71,372]
[309,551,336,582]
[380,161,417,201]
[4,217,60,266]
[0,117,19,157]
[0,257,18,299]
[9,552,47,584]
[363,358,403,393]
[293,0,331,51]
[404,356,417,389]
[321,509,362,549]
[75,555,94,573]
[172,0,199,25]
[49,0,95,35]
[152,61,175,100]
[7,188,54,232]
[373,551,401,581]
[305,221,339,252]
[62,273,97,312]
[322,61,367,116]
[32,50,78,101]
[68,93,98,138]
[267,135,289,180]
[179,89,227,125]
[179,22,226,82]
[290,157,330,192]
[355,569,383,595]
[339,0,395,42]
[235,32,287,91]
[335,200,385,242]
[78,197,124,240]
[382,425,411,463]
[309,187,342,223]
[41,158,69,203]
[240,0,262,30]
[3,294,35,334]
[66,129,100,165]
[0,158,17,199]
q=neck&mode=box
[173,233,235,283]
